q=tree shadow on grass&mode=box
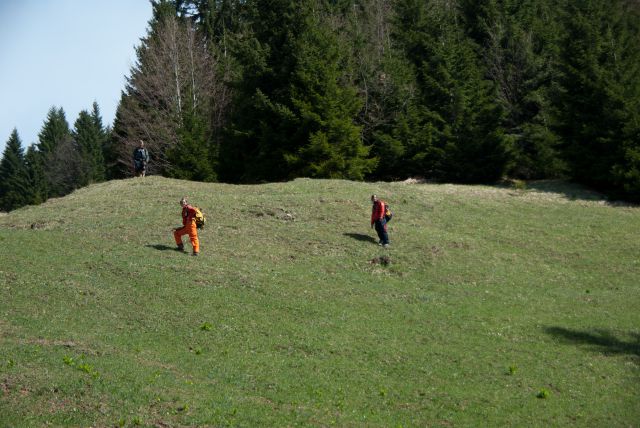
[146,244,178,251]
[497,179,638,206]
[343,233,377,244]
[545,327,640,359]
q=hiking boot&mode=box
[192,252,199,257]
[383,243,390,248]
[176,244,185,251]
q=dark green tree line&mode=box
[555,0,640,201]
[2,0,639,210]
[219,0,375,181]
[0,103,110,211]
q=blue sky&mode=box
[0,0,152,153]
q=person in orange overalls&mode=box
[174,197,200,256]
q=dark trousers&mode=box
[374,219,389,245]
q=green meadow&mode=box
[1,177,638,427]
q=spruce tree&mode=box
[556,0,640,200]
[46,135,83,197]
[166,109,217,181]
[285,8,376,179]
[24,146,44,205]
[34,107,72,198]
[473,0,566,179]
[37,107,71,157]
[220,0,310,181]
[330,0,417,180]
[73,103,107,186]
[90,102,108,182]
[394,0,508,183]
[221,0,375,181]
[0,129,31,211]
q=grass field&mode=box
[0,176,638,427]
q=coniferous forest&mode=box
[2,0,639,211]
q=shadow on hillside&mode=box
[527,180,609,201]
[499,179,637,206]
[146,244,178,252]
[545,327,640,359]
[343,233,377,244]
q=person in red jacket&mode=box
[371,194,389,247]
[174,196,200,256]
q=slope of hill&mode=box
[1,177,638,426]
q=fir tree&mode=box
[34,107,72,198]
[395,0,508,183]
[331,0,417,180]
[90,102,108,182]
[221,0,375,181]
[166,109,217,181]
[73,103,107,186]
[46,135,83,197]
[478,0,566,179]
[285,8,376,179]
[220,0,309,181]
[37,107,71,157]
[24,146,45,205]
[556,0,640,200]
[0,129,31,211]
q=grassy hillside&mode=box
[1,177,638,427]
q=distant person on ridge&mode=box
[174,197,200,256]
[371,194,390,247]
[133,140,149,177]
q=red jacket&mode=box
[182,204,197,226]
[371,200,385,225]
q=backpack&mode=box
[194,207,206,229]
[384,203,393,222]
[134,147,147,161]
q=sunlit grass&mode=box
[1,176,638,426]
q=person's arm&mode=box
[371,203,377,226]
[186,206,197,223]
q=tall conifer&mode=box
[34,107,72,198]
[73,104,107,186]
[556,0,640,200]
[395,0,507,182]
[0,129,31,211]
[221,0,375,181]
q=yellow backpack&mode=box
[194,207,206,229]
[384,203,393,222]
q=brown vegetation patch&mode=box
[429,245,443,256]
[370,256,391,266]
[18,338,101,356]
[0,378,29,398]
[449,241,470,250]
[245,206,296,221]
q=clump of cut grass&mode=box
[200,322,213,331]
[537,388,551,399]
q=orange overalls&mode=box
[174,204,200,253]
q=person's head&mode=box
[371,194,378,204]
[139,140,145,148]
[180,197,188,207]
